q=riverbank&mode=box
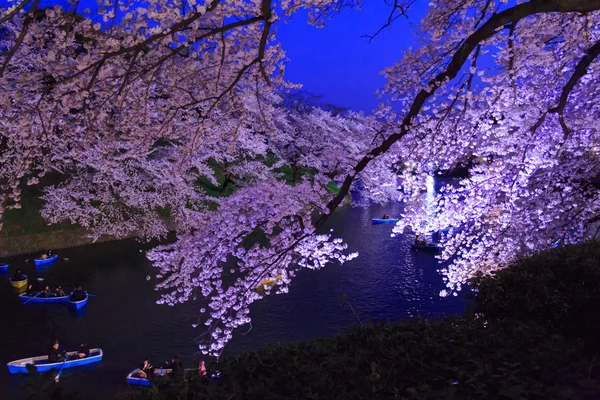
[111,242,600,400]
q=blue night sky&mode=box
[1,0,429,112]
[277,3,428,112]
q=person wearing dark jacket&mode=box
[55,286,66,297]
[139,358,154,379]
[165,355,183,378]
[48,340,66,363]
[73,343,89,359]
[69,285,86,302]
[25,284,36,296]
[12,269,26,281]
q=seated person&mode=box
[48,340,66,363]
[165,355,183,377]
[55,286,66,297]
[382,214,391,219]
[25,284,37,296]
[40,253,48,260]
[12,269,26,281]
[70,342,90,360]
[41,285,55,297]
[199,360,207,376]
[69,286,86,301]
[138,358,154,379]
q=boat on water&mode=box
[256,275,282,290]
[34,254,59,266]
[411,244,443,253]
[372,218,399,224]
[127,368,176,386]
[10,275,28,289]
[0,263,8,273]
[68,292,88,310]
[127,368,218,386]
[19,293,69,304]
[7,348,103,374]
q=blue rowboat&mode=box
[0,264,8,273]
[411,244,443,253]
[10,275,28,289]
[34,255,59,266]
[19,293,69,304]
[372,219,399,224]
[127,368,172,386]
[7,348,103,374]
[126,367,211,386]
[68,292,88,310]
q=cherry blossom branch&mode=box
[318,0,600,227]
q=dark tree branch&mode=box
[550,39,600,114]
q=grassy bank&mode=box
[110,242,599,400]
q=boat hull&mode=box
[68,294,88,310]
[0,264,8,273]
[10,277,28,289]
[7,349,103,374]
[372,219,399,224]
[19,294,69,303]
[127,368,173,386]
[34,255,59,266]
[127,368,201,386]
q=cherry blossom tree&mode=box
[1,0,599,355]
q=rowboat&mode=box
[372,219,399,224]
[10,275,28,289]
[256,275,282,290]
[0,263,8,273]
[7,348,103,374]
[127,368,173,386]
[411,244,443,253]
[19,293,69,303]
[34,255,59,266]
[68,292,88,310]
[126,368,215,386]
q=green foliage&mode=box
[117,243,600,400]
[468,241,600,352]
[1,178,76,238]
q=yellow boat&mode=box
[10,275,28,289]
[256,275,282,290]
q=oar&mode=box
[23,292,42,305]
[54,354,69,383]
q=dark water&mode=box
[0,203,466,399]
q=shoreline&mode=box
[0,227,139,258]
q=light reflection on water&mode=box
[0,202,466,399]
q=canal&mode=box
[0,202,466,399]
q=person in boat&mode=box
[48,340,66,363]
[41,285,55,297]
[25,284,37,296]
[70,285,86,301]
[48,250,54,257]
[382,214,391,219]
[55,286,66,297]
[12,269,26,281]
[72,342,89,359]
[165,355,183,378]
[415,235,429,246]
[138,357,154,379]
